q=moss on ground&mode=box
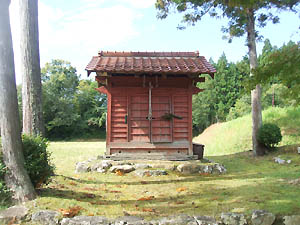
[21,140,300,223]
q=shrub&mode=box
[22,135,55,188]
[258,123,282,149]
[0,150,11,206]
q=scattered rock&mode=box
[194,215,219,225]
[0,205,28,224]
[135,170,168,177]
[61,215,110,225]
[221,212,247,225]
[91,160,113,172]
[288,178,300,185]
[163,164,177,171]
[177,164,201,174]
[199,165,213,174]
[110,165,135,173]
[251,210,275,225]
[283,215,300,225]
[31,210,60,225]
[155,214,197,225]
[297,147,300,154]
[97,168,107,173]
[75,162,90,173]
[287,160,292,164]
[91,163,102,171]
[114,216,148,225]
[274,157,286,164]
[212,164,227,174]
[134,164,152,170]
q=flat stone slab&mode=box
[283,215,300,225]
[110,165,136,173]
[0,205,28,224]
[61,215,110,225]
[251,210,275,225]
[32,210,60,225]
[194,215,219,225]
[221,212,247,225]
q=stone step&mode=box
[104,153,198,161]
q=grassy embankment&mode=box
[1,106,300,222]
[194,106,300,156]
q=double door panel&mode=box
[129,93,172,143]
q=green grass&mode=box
[21,139,300,222]
[193,106,300,156]
[1,106,300,222]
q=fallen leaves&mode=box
[83,187,98,192]
[110,190,122,193]
[142,208,155,212]
[138,196,155,201]
[59,206,82,218]
[115,169,125,176]
[176,187,187,192]
[175,201,185,204]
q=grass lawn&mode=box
[194,106,300,156]
[22,139,300,222]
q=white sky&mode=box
[9,0,300,84]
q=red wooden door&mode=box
[129,95,150,142]
[129,91,172,143]
[151,95,172,142]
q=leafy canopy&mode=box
[156,0,299,41]
[245,41,300,104]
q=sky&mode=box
[9,0,300,84]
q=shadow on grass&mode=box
[38,177,300,216]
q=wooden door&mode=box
[151,95,172,143]
[129,95,150,142]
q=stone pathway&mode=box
[75,157,227,176]
[1,206,300,225]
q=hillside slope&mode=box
[193,106,300,156]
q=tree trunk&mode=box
[0,0,36,202]
[20,0,44,136]
[246,8,264,156]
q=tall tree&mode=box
[156,0,299,156]
[0,0,36,202]
[19,0,44,136]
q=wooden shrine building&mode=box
[86,51,216,160]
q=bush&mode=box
[0,150,11,206]
[258,123,282,149]
[22,135,55,188]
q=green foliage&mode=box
[0,150,11,205]
[22,135,55,187]
[193,54,247,132]
[42,60,80,137]
[257,123,282,149]
[73,80,107,136]
[245,42,300,104]
[42,60,107,139]
[227,94,251,121]
[155,0,299,42]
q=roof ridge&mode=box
[98,51,199,57]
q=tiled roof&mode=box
[86,51,216,75]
